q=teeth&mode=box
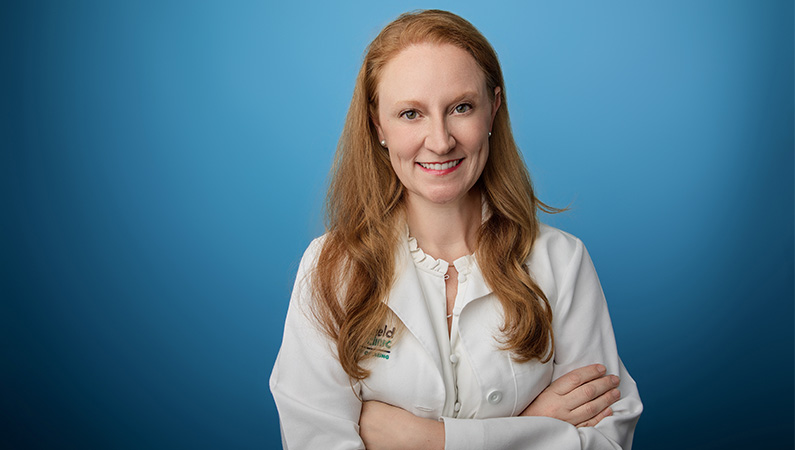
[419,159,461,170]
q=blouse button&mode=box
[487,390,503,405]
[449,354,459,364]
[458,273,467,282]
[454,401,461,412]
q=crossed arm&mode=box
[359,363,621,450]
[271,237,642,449]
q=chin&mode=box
[417,187,471,205]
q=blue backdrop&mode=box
[3,1,793,448]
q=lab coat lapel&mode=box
[385,243,444,378]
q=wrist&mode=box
[409,416,445,450]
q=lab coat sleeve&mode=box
[269,238,366,450]
[442,237,642,450]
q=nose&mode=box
[424,116,455,155]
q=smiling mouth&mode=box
[417,159,463,170]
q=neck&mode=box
[406,189,482,263]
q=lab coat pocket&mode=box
[359,324,446,419]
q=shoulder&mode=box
[529,223,586,269]
[289,234,329,305]
[526,224,600,311]
[296,234,328,271]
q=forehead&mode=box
[377,43,487,103]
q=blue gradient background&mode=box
[2,1,792,449]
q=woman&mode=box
[270,10,642,449]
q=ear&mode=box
[371,112,386,143]
[491,86,502,123]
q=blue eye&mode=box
[455,103,472,113]
[401,110,418,120]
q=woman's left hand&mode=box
[359,401,444,450]
[520,363,620,427]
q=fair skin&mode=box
[374,43,492,265]
[362,43,619,449]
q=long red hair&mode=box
[311,9,557,380]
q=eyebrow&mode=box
[391,91,482,109]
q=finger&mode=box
[576,406,613,428]
[568,374,620,407]
[570,387,621,425]
[549,364,607,396]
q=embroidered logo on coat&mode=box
[363,324,396,360]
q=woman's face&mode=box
[373,43,501,207]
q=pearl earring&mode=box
[380,140,387,147]
[488,132,492,137]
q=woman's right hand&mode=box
[520,363,621,428]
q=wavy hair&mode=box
[311,9,558,380]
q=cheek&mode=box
[388,149,413,179]
[452,115,491,146]
[470,147,489,180]
[386,132,421,163]
[388,143,411,162]
[480,145,490,161]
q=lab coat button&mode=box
[487,390,502,404]
[449,354,459,364]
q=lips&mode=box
[417,158,463,170]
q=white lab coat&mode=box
[270,224,642,449]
